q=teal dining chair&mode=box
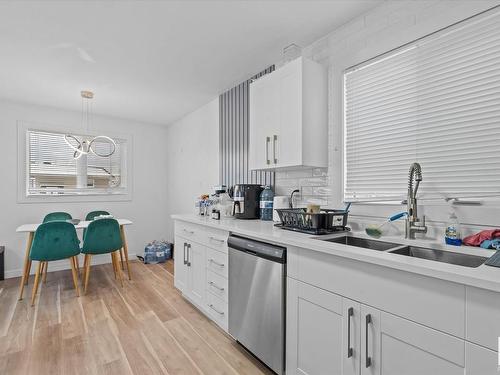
[85,210,110,221]
[81,218,124,294]
[43,212,72,223]
[35,212,73,284]
[29,221,81,306]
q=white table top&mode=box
[16,219,133,233]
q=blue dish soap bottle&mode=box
[260,185,274,221]
[445,210,462,246]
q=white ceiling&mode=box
[0,0,381,125]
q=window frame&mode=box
[17,120,133,203]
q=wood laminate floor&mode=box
[0,260,273,375]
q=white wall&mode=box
[275,0,500,236]
[165,98,219,240]
[0,99,169,278]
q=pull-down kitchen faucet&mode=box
[405,162,427,239]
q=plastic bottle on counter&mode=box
[260,185,274,221]
[445,210,462,246]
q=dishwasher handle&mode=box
[228,235,286,263]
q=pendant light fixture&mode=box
[64,90,116,159]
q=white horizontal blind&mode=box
[344,10,500,202]
[28,130,123,195]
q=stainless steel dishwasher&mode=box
[228,235,286,375]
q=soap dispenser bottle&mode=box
[445,210,462,246]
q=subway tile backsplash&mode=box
[274,167,331,207]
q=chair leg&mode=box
[119,248,125,270]
[42,262,48,283]
[31,262,43,307]
[69,257,80,297]
[75,255,80,275]
[113,252,124,288]
[120,227,132,280]
[25,260,32,285]
[84,254,92,295]
[111,252,117,279]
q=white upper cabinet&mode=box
[249,56,328,170]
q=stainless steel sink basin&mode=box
[322,236,401,251]
[389,246,488,268]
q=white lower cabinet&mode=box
[287,278,345,375]
[288,278,466,375]
[185,241,206,307]
[173,235,188,293]
[465,342,498,375]
[174,222,229,332]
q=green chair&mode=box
[81,218,124,293]
[82,210,110,239]
[29,221,81,306]
[85,210,110,221]
[43,212,72,223]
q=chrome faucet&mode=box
[405,162,427,239]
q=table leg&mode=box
[120,226,132,280]
[19,232,34,300]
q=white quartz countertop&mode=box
[172,214,500,293]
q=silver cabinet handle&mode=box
[208,258,225,267]
[208,281,225,291]
[365,314,372,368]
[347,307,353,358]
[183,242,187,265]
[209,236,225,244]
[266,136,271,165]
[273,134,278,164]
[186,244,191,267]
[183,229,194,235]
[208,304,225,315]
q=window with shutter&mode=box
[344,9,500,203]
[27,129,126,196]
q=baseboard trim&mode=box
[4,253,137,279]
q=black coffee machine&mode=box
[230,184,263,219]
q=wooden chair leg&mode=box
[120,227,132,280]
[25,260,32,285]
[42,262,48,283]
[84,254,92,295]
[119,248,125,270]
[111,251,117,279]
[31,262,43,307]
[75,255,80,275]
[69,257,80,297]
[114,252,124,288]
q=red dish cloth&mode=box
[463,229,500,247]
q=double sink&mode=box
[321,236,488,268]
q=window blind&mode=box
[27,130,122,195]
[344,9,500,202]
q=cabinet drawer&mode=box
[206,247,228,278]
[206,270,228,302]
[465,342,498,375]
[174,221,229,252]
[206,292,228,330]
[203,227,228,253]
[466,286,500,351]
[175,221,202,243]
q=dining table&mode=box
[16,218,133,300]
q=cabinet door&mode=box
[466,342,498,375]
[287,278,344,375]
[173,235,188,293]
[364,309,465,375]
[186,241,206,308]
[249,72,280,170]
[278,58,302,168]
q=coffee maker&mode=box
[231,184,263,219]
